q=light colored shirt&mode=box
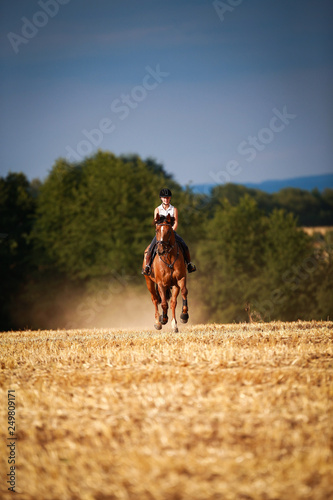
[157,203,175,218]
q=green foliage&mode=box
[256,210,313,321]
[32,152,176,279]
[0,173,37,329]
[313,231,333,319]
[1,154,333,330]
[196,195,331,323]
[210,183,333,226]
[263,209,310,277]
[197,196,267,322]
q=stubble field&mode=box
[1,321,332,500]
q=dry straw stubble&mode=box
[0,321,332,499]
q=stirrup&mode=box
[187,262,196,273]
[142,265,151,276]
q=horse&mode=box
[143,214,189,332]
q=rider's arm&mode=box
[154,207,159,222]
[173,207,178,231]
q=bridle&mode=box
[155,222,179,269]
[156,223,173,254]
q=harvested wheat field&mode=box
[1,321,333,500]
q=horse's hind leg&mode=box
[178,277,189,323]
[170,285,180,332]
[145,276,162,330]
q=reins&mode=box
[158,242,180,269]
[155,221,180,270]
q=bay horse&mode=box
[143,214,189,332]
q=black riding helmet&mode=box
[160,188,172,197]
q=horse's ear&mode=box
[166,214,171,223]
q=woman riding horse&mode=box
[143,207,192,331]
[142,188,196,275]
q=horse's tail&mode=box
[155,284,171,303]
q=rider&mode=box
[142,188,197,275]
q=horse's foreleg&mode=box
[178,277,189,323]
[145,276,161,330]
[158,286,169,325]
[170,285,180,332]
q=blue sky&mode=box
[0,0,332,186]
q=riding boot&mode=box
[187,262,196,273]
[184,248,197,273]
[142,250,152,275]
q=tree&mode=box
[255,209,313,321]
[197,196,267,322]
[196,195,319,323]
[32,152,183,279]
[0,173,36,330]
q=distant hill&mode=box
[191,173,333,194]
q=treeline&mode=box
[1,151,332,330]
[208,183,333,227]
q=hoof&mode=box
[154,323,162,330]
[173,327,179,333]
[159,315,168,325]
[180,313,189,323]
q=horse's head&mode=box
[155,214,174,255]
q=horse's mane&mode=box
[155,215,175,226]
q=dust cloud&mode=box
[17,279,204,331]
[66,287,156,330]
[64,284,205,331]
